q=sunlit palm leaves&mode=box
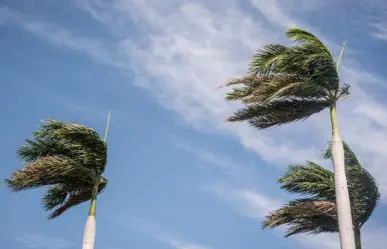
[222,28,349,129]
[5,119,108,219]
[263,143,380,238]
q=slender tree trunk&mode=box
[82,180,99,249]
[330,104,356,249]
[354,226,361,249]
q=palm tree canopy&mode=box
[222,28,350,129]
[263,142,380,236]
[5,119,108,219]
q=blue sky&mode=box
[1,0,387,248]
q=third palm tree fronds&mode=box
[263,142,379,249]
[220,28,355,249]
[5,116,111,249]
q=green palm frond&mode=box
[225,75,328,104]
[35,119,107,173]
[47,177,108,219]
[227,98,330,129]
[248,44,288,76]
[323,142,380,226]
[263,198,338,236]
[322,141,359,165]
[6,118,110,219]
[5,156,94,192]
[42,184,72,211]
[222,28,346,128]
[263,142,380,238]
[279,161,335,201]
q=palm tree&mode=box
[5,111,111,249]
[220,28,355,249]
[262,142,380,249]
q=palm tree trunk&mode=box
[82,180,99,249]
[354,226,361,249]
[330,104,356,249]
[82,110,111,249]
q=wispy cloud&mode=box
[203,181,280,219]
[372,22,387,40]
[15,234,73,249]
[4,1,387,249]
[131,219,213,249]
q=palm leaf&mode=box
[248,44,288,76]
[227,98,330,129]
[18,119,107,174]
[5,156,94,192]
[263,142,380,237]
[225,75,328,104]
[323,142,380,226]
[263,198,338,236]
[279,161,335,201]
[47,177,108,219]
[222,28,344,128]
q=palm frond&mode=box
[248,44,288,76]
[42,184,71,211]
[5,156,94,192]
[225,75,328,104]
[323,141,380,226]
[47,177,108,219]
[227,98,330,129]
[19,119,107,174]
[267,142,380,237]
[247,28,339,92]
[279,161,335,201]
[222,28,344,129]
[263,198,338,236]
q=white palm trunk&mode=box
[330,106,356,249]
[81,110,110,249]
[82,216,96,249]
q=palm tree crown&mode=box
[222,28,350,128]
[263,142,380,241]
[5,119,109,219]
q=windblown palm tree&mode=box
[263,142,380,249]
[5,111,111,249]
[220,28,355,249]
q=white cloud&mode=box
[131,219,213,249]
[203,181,280,219]
[3,1,387,248]
[15,234,73,249]
[371,22,387,40]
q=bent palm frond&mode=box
[36,119,107,173]
[44,177,108,219]
[279,161,335,201]
[263,198,338,236]
[223,28,344,128]
[323,142,380,227]
[5,156,94,192]
[227,99,330,129]
[5,119,109,219]
[263,142,380,236]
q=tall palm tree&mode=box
[220,28,355,249]
[5,111,111,249]
[262,142,380,249]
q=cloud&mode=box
[174,139,261,186]
[4,1,387,249]
[203,181,280,219]
[15,234,73,249]
[372,22,387,40]
[5,0,387,175]
[72,0,387,200]
[131,219,213,249]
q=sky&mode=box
[1,0,387,248]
